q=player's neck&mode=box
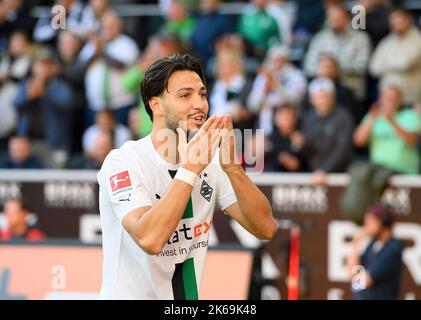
[150,127,180,165]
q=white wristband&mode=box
[174,167,198,186]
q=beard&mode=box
[164,111,202,142]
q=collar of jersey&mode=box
[145,135,180,171]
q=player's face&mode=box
[160,70,209,133]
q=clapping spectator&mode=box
[248,45,306,135]
[14,48,76,167]
[81,12,140,126]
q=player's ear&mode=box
[149,97,164,117]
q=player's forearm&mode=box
[225,165,276,240]
[134,180,193,254]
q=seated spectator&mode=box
[0,30,33,144]
[369,7,421,106]
[303,4,371,101]
[13,48,75,167]
[248,45,306,135]
[294,78,354,184]
[0,136,42,169]
[0,198,47,241]
[353,85,420,174]
[341,85,420,224]
[82,110,131,153]
[81,12,140,126]
[238,0,281,59]
[266,104,303,172]
[209,49,254,132]
[190,0,233,65]
[302,54,361,123]
[160,0,195,44]
[347,203,403,300]
[67,129,113,170]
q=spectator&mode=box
[238,0,282,59]
[353,85,420,174]
[369,8,421,106]
[302,54,361,123]
[160,0,195,44]
[33,0,85,45]
[358,0,392,48]
[294,78,354,184]
[0,0,34,53]
[266,104,303,172]
[248,45,307,135]
[0,198,46,241]
[122,34,183,138]
[0,136,42,169]
[67,129,113,170]
[81,12,140,126]
[56,31,87,153]
[79,0,114,39]
[0,30,33,144]
[190,0,233,65]
[209,49,254,132]
[82,110,131,153]
[267,0,296,46]
[303,4,371,101]
[347,203,403,300]
[342,85,420,224]
[13,48,76,167]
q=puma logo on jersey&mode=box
[119,193,131,202]
[109,171,132,192]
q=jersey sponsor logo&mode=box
[167,221,212,245]
[109,171,132,193]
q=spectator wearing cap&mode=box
[293,77,354,184]
[0,136,43,169]
[347,203,404,300]
[0,197,47,241]
[247,45,306,135]
[302,54,362,124]
[369,8,421,106]
[303,4,371,101]
[13,48,76,167]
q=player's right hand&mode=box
[177,115,224,174]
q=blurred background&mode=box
[0,0,420,300]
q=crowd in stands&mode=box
[0,0,420,182]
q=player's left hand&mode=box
[219,114,241,173]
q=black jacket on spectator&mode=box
[266,130,304,172]
[300,106,354,172]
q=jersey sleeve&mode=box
[99,155,153,223]
[216,166,237,212]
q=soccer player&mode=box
[97,54,276,299]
